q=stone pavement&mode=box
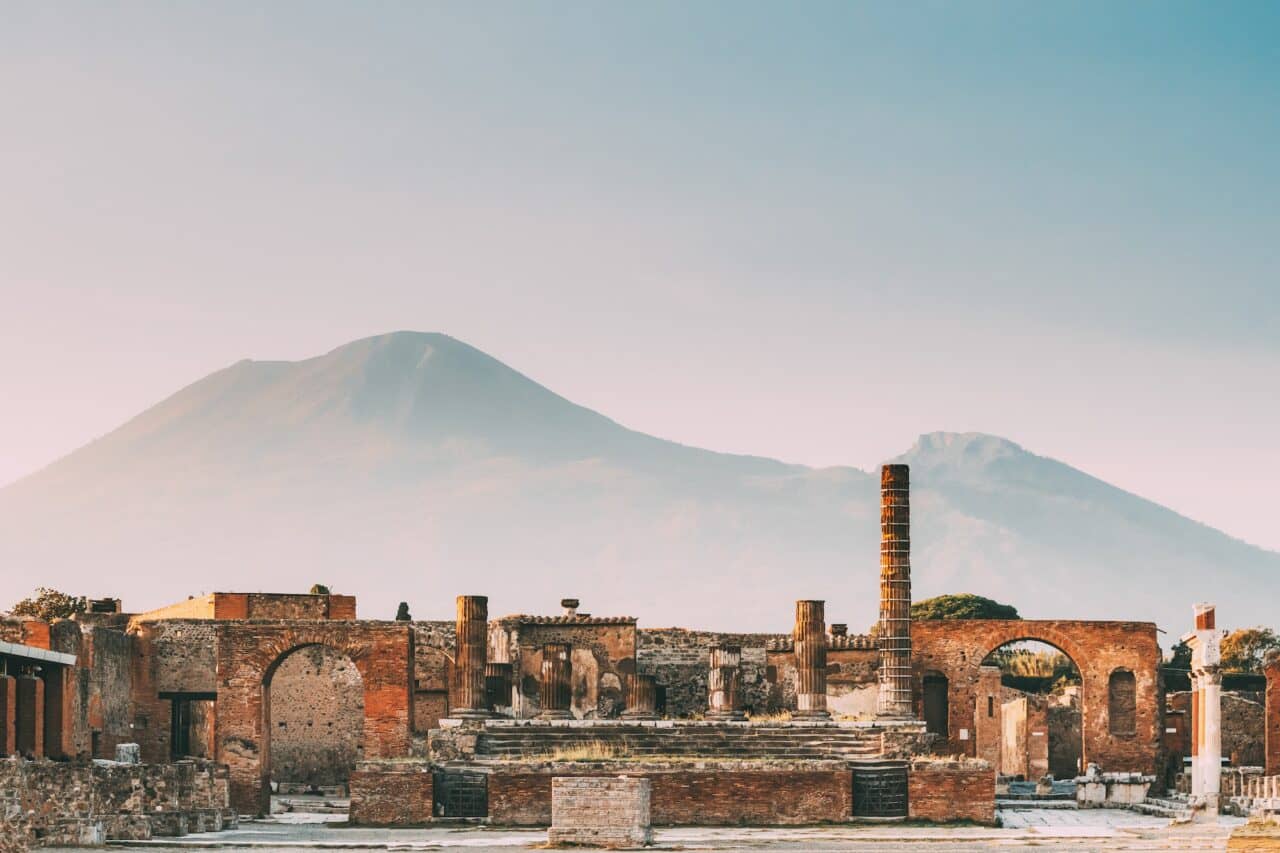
[42,807,1268,851]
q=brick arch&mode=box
[214,622,413,814]
[912,620,1160,775]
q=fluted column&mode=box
[539,643,573,720]
[707,645,745,721]
[877,463,914,718]
[793,600,830,719]
[623,674,658,720]
[453,595,490,719]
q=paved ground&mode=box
[44,807,1268,852]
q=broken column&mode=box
[877,463,914,718]
[706,645,745,721]
[623,674,658,720]
[1265,653,1279,776]
[453,595,490,719]
[1185,602,1222,818]
[540,643,573,720]
[793,600,830,720]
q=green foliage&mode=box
[309,583,331,595]
[984,644,1081,694]
[1162,640,1193,691]
[395,602,411,621]
[10,587,86,621]
[911,593,1019,621]
[1221,627,1280,674]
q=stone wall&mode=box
[489,763,853,826]
[907,760,996,824]
[411,622,454,730]
[0,758,233,847]
[268,645,364,786]
[1265,658,1279,775]
[502,618,636,719]
[128,620,217,763]
[640,629,781,718]
[1169,690,1265,768]
[913,620,1160,774]
[348,761,433,826]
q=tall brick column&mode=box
[623,674,658,720]
[975,664,1002,767]
[1265,654,1280,776]
[877,463,914,718]
[0,675,14,756]
[793,600,830,720]
[15,675,44,757]
[42,666,72,760]
[540,643,573,720]
[707,645,745,721]
[453,595,490,719]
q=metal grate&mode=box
[853,763,908,818]
[433,770,488,818]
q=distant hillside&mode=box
[1,331,1274,634]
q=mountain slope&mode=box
[1,331,1274,633]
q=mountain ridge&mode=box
[1,331,1273,633]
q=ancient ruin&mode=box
[6,462,1273,845]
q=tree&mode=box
[309,584,331,595]
[10,588,86,621]
[911,593,1019,621]
[395,602,411,621]
[1220,627,1280,674]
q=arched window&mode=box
[1108,669,1136,736]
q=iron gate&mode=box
[433,770,488,818]
[852,762,908,818]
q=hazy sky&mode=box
[3,3,1278,550]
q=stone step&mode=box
[996,798,1078,810]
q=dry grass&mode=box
[540,739,625,761]
[744,710,792,723]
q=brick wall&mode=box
[214,621,413,814]
[913,620,1160,774]
[269,644,364,786]
[549,776,651,848]
[907,760,996,824]
[1266,658,1279,775]
[490,766,852,826]
[349,762,433,825]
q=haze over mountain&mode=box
[1,331,1274,635]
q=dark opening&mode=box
[922,673,949,736]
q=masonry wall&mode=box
[1266,658,1279,775]
[1169,690,1265,768]
[412,622,454,730]
[488,766,853,826]
[348,762,433,825]
[128,620,217,763]
[912,620,1160,774]
[640,629,781,718]
[907,761,996,824]
[503,619,636,719]
[269,645,364,786]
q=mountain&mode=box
[1,331,1274,635]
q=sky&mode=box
[2,2,1278,550]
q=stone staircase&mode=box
[474,723,885,762]
[1132,794,1192,821]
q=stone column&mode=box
[1185,602,1221,818]
[623,674,658,720]
[1265,654,1279,776]
[793,600,830,720]
[1190,673,1200,795]
[15,675,44,758]
[877,463,914,718]
[453,595,490,719]
[540,643,573,720]
[0,675,14,756]
[1202,670,1222,806]
[707,645,745,721]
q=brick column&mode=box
[0,675,15,756]
[453,595,490,719]
[539,643,573,719]
[707,645,745,721]
[877,463,914,718]
[1265,655,1279,776]
[623,674,658,720]
[975,664,1002,767]
[42,666,72,760]
[793,600,830,720]
[15,675,44,757]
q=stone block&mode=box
[115,742,141,764]
[549,776,652,848]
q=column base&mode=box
[538,710,574,721]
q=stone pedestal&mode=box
[549,776,652,848]
[623,674,658,720]
[877,464,914,718]
[707,645,745,721]
[453,595,490,720]
[793,600,830,720]
[539,643,573,720]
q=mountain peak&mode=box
[898,432,1027,470]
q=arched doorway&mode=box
[980,640,1082,780]
[264,645,364,795]
[922,671,949,736]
